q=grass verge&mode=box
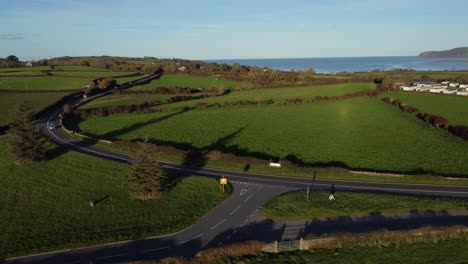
[0,139,229,258]
[261,190,467,221]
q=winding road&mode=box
[4,73,468,263]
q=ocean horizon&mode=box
[205,56,468,73]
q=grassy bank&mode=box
[235,238,468,264]
[0,139,228,258]
[262,191,467,221]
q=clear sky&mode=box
[0,0,467,60]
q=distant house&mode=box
[25,61,33,67]
[178,66,186,72]
[459,84,468,89]
[456,91,468,96]
[449,83,460,88]
[441,81,450,85]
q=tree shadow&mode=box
[179,127,246,170]
[103,110,186,140]
[45,145,69,161]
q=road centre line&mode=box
[142,246,170,253]
[230,205,241,215]
[95,253,128,260]
[210,219,226,230]
[192,233,203,240]
[245,193,255,202]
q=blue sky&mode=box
[0,0,467,60]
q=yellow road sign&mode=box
[220,178,227,185]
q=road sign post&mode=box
[220,177,227,193]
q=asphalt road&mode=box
[3,74,468,263]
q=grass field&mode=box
[80,94,173,109]
[381,91,468,126]
[0,92,71,125]
[77,97,468,175]
[130,74,237,90]
[0,76,92,91]
[81,83,375,110]
[235,238,468,264]
[262,191,467,221]
[0,139,228,258]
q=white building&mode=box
[459,84,468,89]
[400,86,417,91]
[449,83,460,88]
[456,91,468,96]
[441,81,450,85]
[443,90,458,94]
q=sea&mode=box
[206,56,468,74]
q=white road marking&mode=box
[210,219,226,230]
[142,246,170,253]
[245,193,255,202]
[179,239,190,244]
[240,189,248,196]
[192,233,203,240]
[217,241,223,246]
[95,253,127,260]
[230,205,241,215]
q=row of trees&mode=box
[382,97,468,140]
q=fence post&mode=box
[299,238,304,251]
[274,240,278,253]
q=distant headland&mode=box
[419,47,468,58]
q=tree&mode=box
[6,55,19,63]
[126,141,167,199]
[8,101,46,164]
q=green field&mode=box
[0,139,228,258]
[262,191,467,221]
[381,91,468,126]
[0,76,92,91]
[0,92,71,125]
[130,74,237,90]
[81,94,173,109]
[81,83,375,110]
[77,97,468,175]
[235,238,468,264]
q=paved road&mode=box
[4,74,468,263]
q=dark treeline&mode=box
[382,97,468,140]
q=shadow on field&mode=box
[45,145,69,160]
[103,110,186,140]
[180,127,246,169]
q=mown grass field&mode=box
[131,74,237,90]
[0,92,70,125]
[235,238,468,264]
[381,91,468,126]
[262,191,467,220]
[78,97,468,175]
[0,139,228,258]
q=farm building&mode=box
[25,61,33,67]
